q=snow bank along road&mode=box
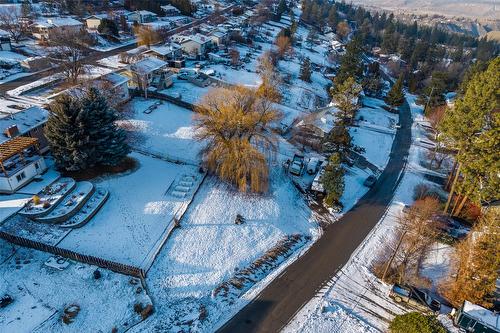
[217,98,413,333]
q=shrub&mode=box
[61,304,80,324]
[140,304,153,319]
[32,195,41,205]
[133,303,143,314]
[389,312,447,333]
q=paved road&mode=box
[217,98,412,333]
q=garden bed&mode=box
[19,178,76,219]
[59,187,109,229]
[36,182,95,224]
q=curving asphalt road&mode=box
[217,98,412,333]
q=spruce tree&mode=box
[385,74,405,110]
[45,94,91,171]
[80,88,130,167]
[299,57,312,82]
[45,89,130,171]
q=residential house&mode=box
[1,106,49,152]
[128,57,173,95]
[125,10,158,24]
[31,17,84,40]
[454,301,500,333]
[85,14,109,30]
[95,72,131,106]
[161,5,181,16]
[177,33,212,57]
[0,136,47,194]
[210,30,229,47]
[148,43,184,65]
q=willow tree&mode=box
[440,58,499,216]
[194,86,282,193]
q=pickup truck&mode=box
[389,284,441,313]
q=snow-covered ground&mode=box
[130,171,320,332]
[0,239,151,333]
[120,98,204,164]
[57,152,200,267]
[284,95,455,333]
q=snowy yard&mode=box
[120,98,204,164]
[0,239,151,333]
[56,152,200,267]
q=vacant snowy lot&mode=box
[131,171,319,332]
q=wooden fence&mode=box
[0,231,145,278]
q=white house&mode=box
[210,30,229,46]
[31,17,84,40]
[0,136,47,194]
[148,43,183,60]
[160,5,181,16]
[96,72,131,106]
[85,14,109,30]
[178,33,212,56]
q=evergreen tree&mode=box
[80,88,130,167]
[385,74,405,110]
[333,35,363,86]
[331,76,362,124]
[45,88,130,171]
[98,18,119,37]
[322,153,345,207]
[440,58,500,208]
[390,312,447,333]
[299,57,312,82]
[45,94,89,171]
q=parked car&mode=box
[306,157,321,175]
[389,284,441,313]
[363,175,377,187]
[289,154,305,176]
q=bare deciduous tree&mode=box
[49,29,93,84]
[0,6,24,42]
[374,197,440,284]
[194,86,282,193]
[257,51,282,103]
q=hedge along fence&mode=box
[0,231,146,278]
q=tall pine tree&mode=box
[385,74,405,110]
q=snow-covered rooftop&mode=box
[149,43,182,56]
[32,17,83,28]
[130,57,167,74]
[462,301,500,330]
[0,106,48,144]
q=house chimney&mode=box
[5,124,19,138]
